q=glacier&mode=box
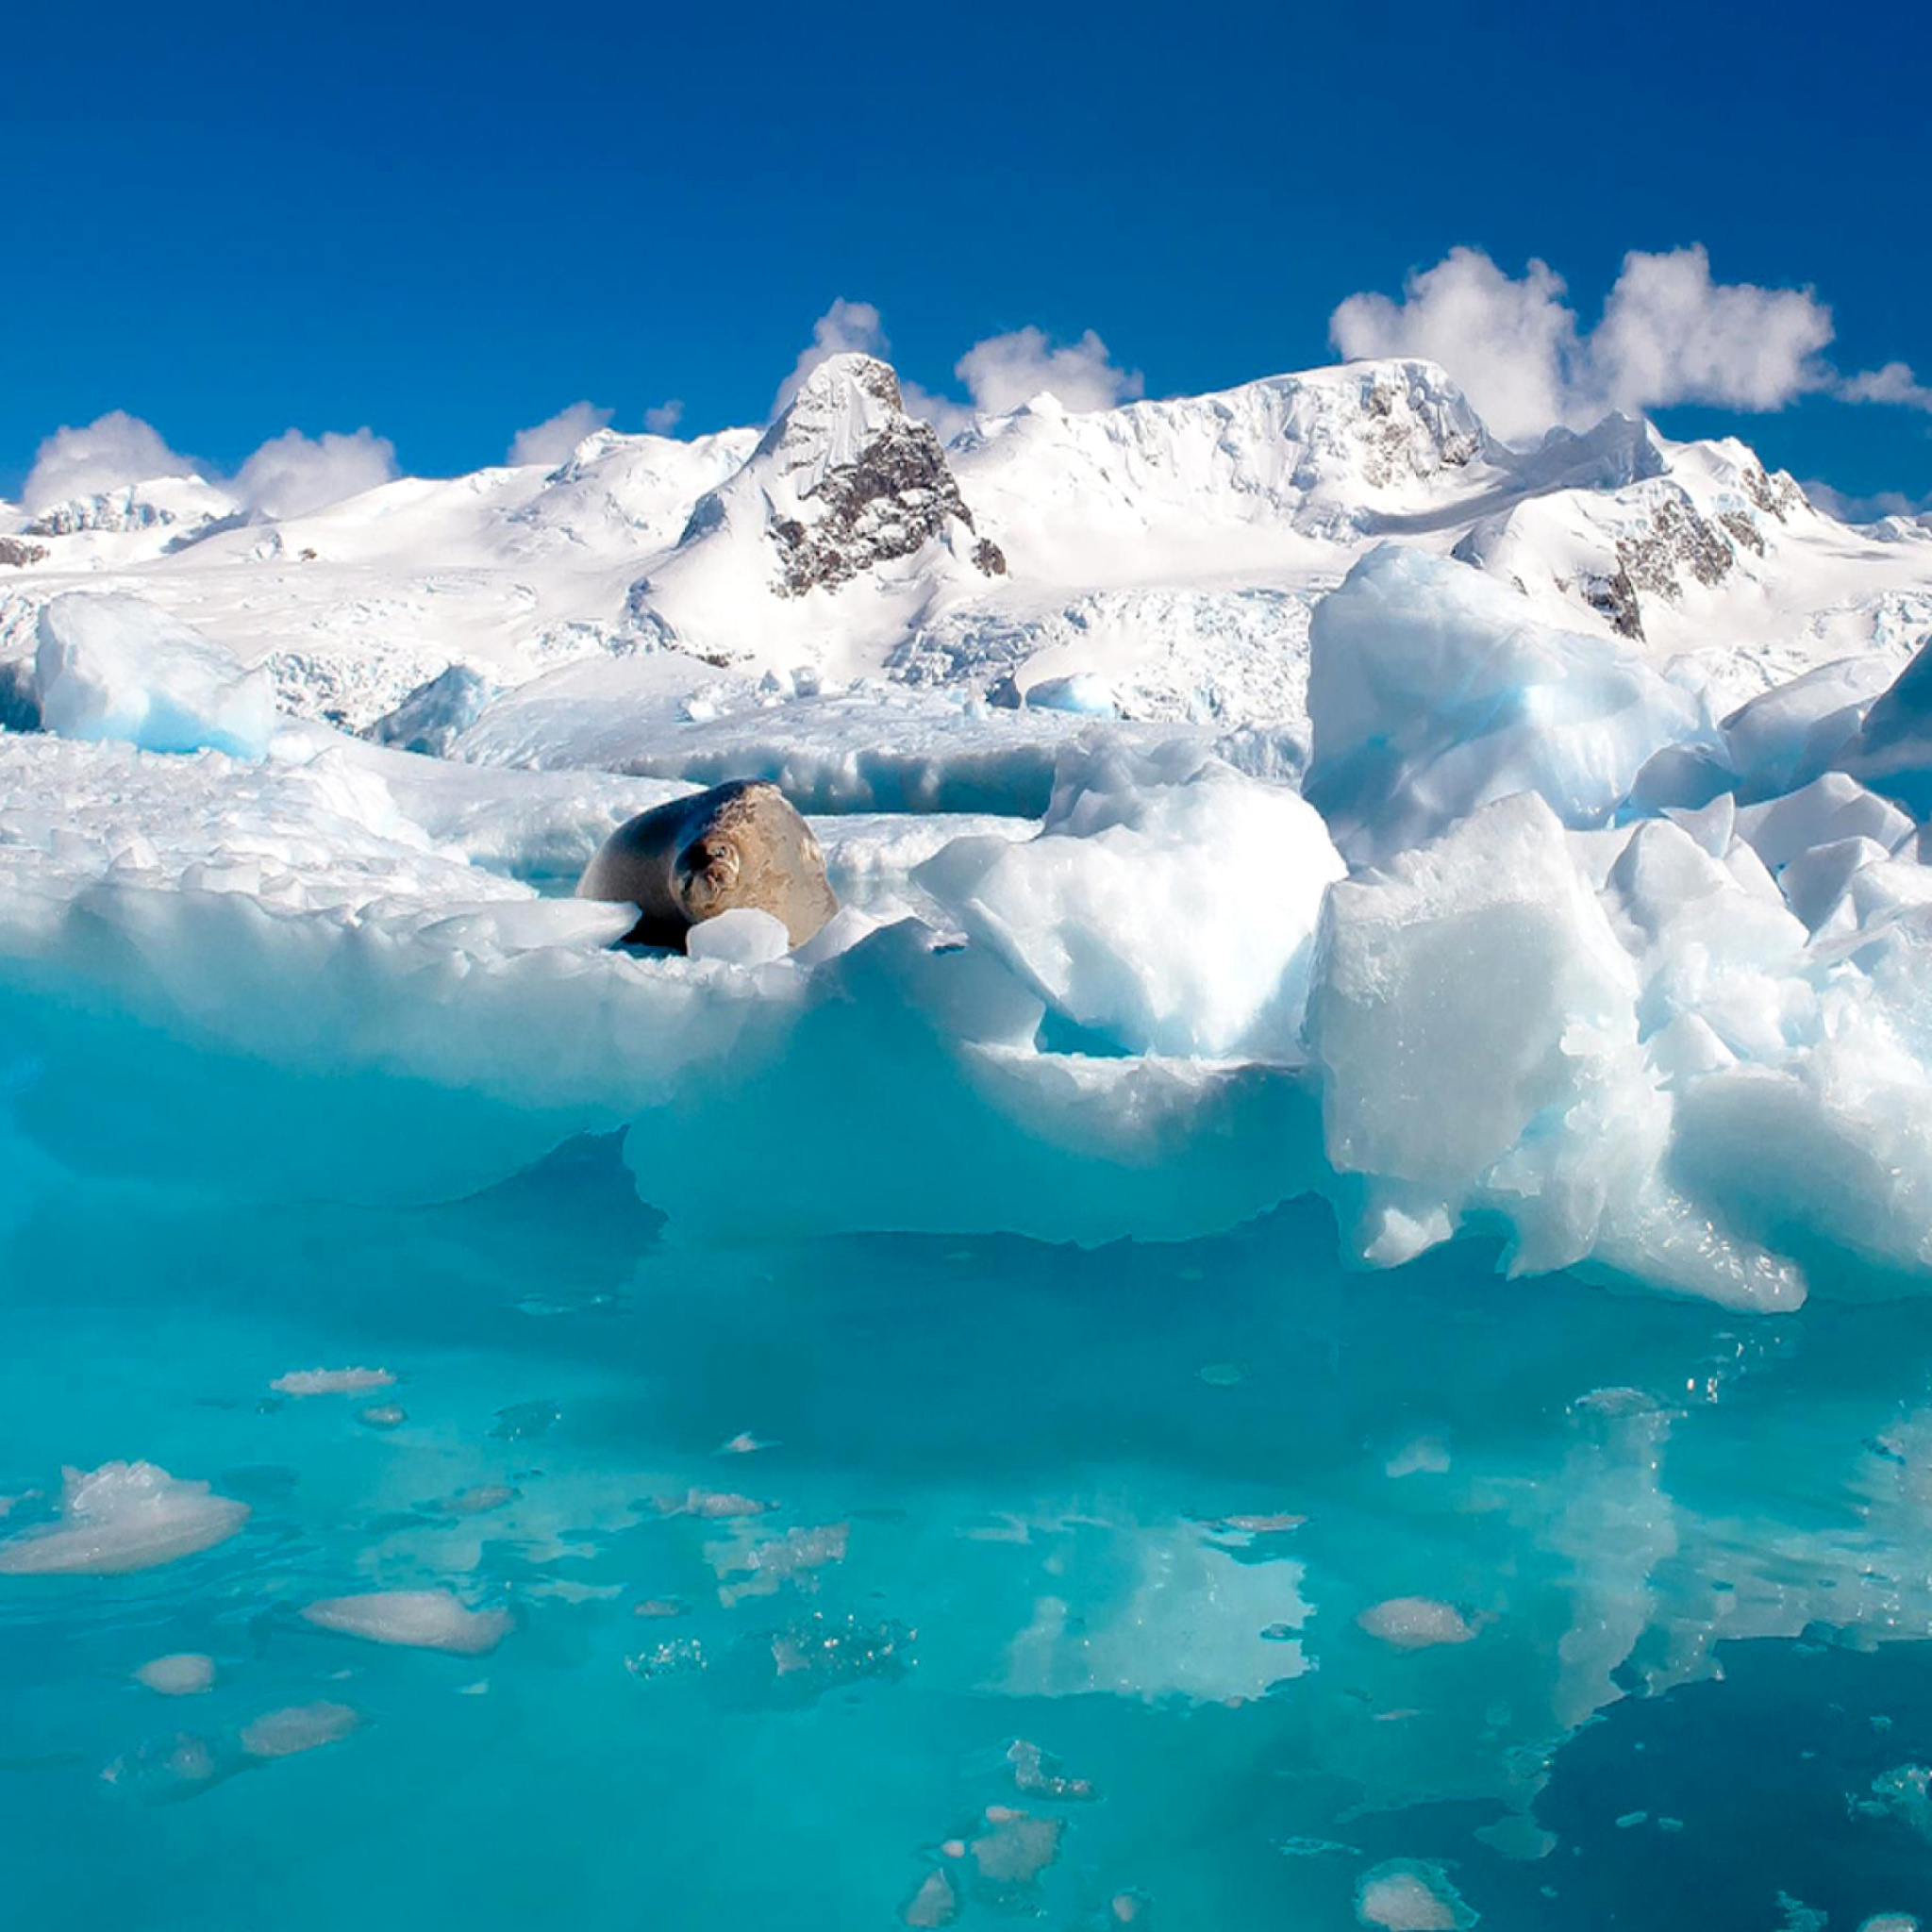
[4,347,1932,1930]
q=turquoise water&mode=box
[4,1135,1931,1928]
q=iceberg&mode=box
[1306,545,1714,861]
[33,592,276,759]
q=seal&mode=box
[575,779,838,952]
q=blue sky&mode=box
[7,0,1928,508]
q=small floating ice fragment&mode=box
[1355,1858,1475,1929]
[1008,1738,1096,1800]
[633,1598,687,1619]
[0,1463,248,1575]
[491,1400,559,1441]
[714,1523,848,1606]
[271,1367,395,1396]
[1209,1511,1306,1536]
[1357,1598,1480,1649]
[240,1701,359,1759]
[358,1404,408,1430]
[134,1653,216,1696]
[655,1489,773,1520]
[718,1432,774,1456]
[969,1807,1064,1888]
[1196,1362,1248,1387]
[1385,1437,1452,1478]
[765,1610,913,1688]
[431,1483,520,1516]
[625,1636,707,1681]
[301,1590,512,1655]
[101,1731,231,1802]
[902,1867,958,1928]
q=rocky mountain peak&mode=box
[681,353,1006,600]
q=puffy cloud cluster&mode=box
[1800,476,1932,525]
[508,401,614,467]
[775,300,1141,438]
[1331,252,1583,443]
[231,427,396,518]
[1839,360,1932,410]
[23,412,395,520]
[773,298,891,414]
[1328,244,1925,444]
[22,411,196,513]
[955,325,1143,416]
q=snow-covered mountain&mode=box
[6,351,1931,755]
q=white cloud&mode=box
[23,410,196,512]
[1839,360,1932,411]
[773,298,890,414]
[955,325,1143,416]
[644,399,685,436]
[768,301,1140,440]
[232,427,397,518]
[1591,246,1834,414]
[895,378,974,442]
[1330,245,1845,443]
[1330,250,1584,443]
[1800,476,1932,524]
[508,401,613,466]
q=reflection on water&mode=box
[3,1136,1931,1928]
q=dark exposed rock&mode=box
[0,537,48,568]
[771,408,989,598]
[1578,565,1646,641]
[1720,509,1766,557]
[1617,493,1735,601]
[972,536,1008,577]
[1742,462,1802,522]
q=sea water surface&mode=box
[4,1134,1931,1930]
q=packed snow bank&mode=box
[32,593,276,759]
[1306,546,1713,861]
[0,1462,249,1574]
[448,655,1307,818]
[917,741,1344,1057]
